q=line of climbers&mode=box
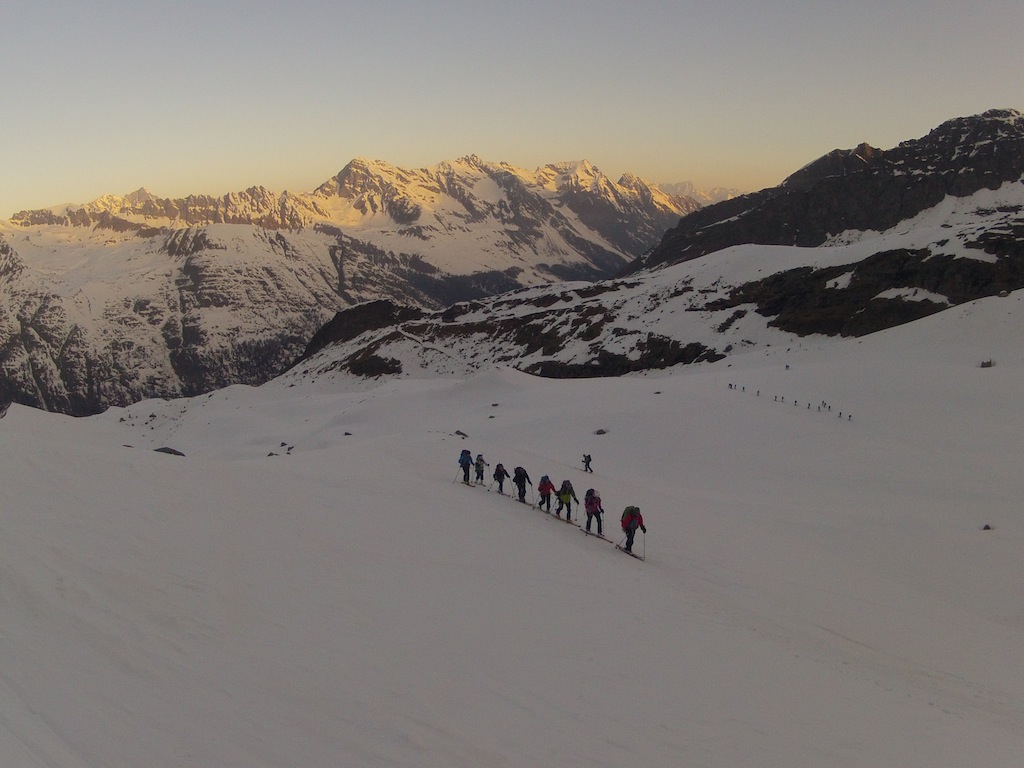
[457,448,646,554]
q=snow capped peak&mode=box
[537,159,602,187]
[315,158,398,199]
[657,181,743,206]
[916,108,1024,155]
[616,173,701,215]
[973,107,1023,123]
[123,187,159,205]
[565,158,599,177]
[72,188,161,215]
[617,172,661,196]
[453,153,489,171]
[82,193,128,214]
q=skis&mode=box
[581,528,644,561]
[581,530,643,560]
[615,544,645,561]
[548,512,579,527]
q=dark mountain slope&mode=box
[631,109,1024,272]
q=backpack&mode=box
[621,505,639,528]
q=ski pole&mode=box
[642,529,646,560]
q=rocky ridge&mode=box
[632,109,1024,272]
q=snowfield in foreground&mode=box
[1,290,1023,767]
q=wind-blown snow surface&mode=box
[2,293,1024,766]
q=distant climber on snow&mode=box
[582,453,593,472]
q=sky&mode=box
[2,0,1022,216]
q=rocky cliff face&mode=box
[633,109,1024,271]
[0,157,697,415]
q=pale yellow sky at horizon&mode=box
[2,0,1022,216]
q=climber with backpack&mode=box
[555,479,578,520]
[620,506,646,553]
[474,453,489,485]
[512,466,532,503]
[458,448,473,484]
[584,488,604,535]
[537,475,556,512]
[492,463,510,494]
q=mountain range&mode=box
[294,109,1024,382]
[3,109,1023,416]
[656,180,742,206]
[0,157,698,414]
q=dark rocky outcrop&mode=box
[296,300,425,365]
[707,229,1024,338]
[632,109,1024,272]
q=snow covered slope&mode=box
[1,283,1022,766]
[0,157,696,415]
